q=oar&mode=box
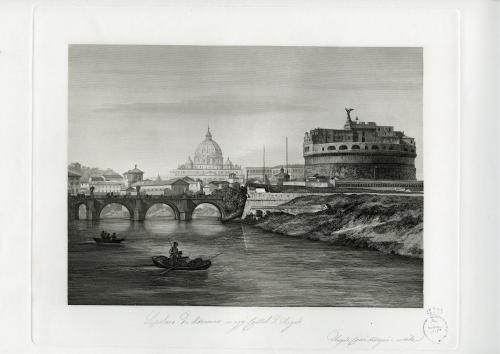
[209,252,224,260]
[160,267,175,275]
[157,240,176,275]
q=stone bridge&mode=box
[68,195,232,222]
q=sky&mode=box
[69,45,423,179]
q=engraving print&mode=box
[68,46,423,307]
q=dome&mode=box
[193,127,223,167]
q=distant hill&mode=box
[68,162,121,180]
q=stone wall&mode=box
[242,192,331,218]
[305,163,416,180]
[304,151,417,180]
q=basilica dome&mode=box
[193,127,223,167]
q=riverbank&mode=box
[243,194,423,258]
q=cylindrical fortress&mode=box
[303,109,418,181]
[303,146,416,180]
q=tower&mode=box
[262,144,266,182]
[124,164,144,187]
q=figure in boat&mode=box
[152,241,212,270]
[169,241,181,266]
[94,230,124,243]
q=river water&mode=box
[68,217,423,307]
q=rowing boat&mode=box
[93,237,125,244]
[152,255,211,270]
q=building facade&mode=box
[76,170,126,194]
[102,171,124,183]
[68,171,81,195]
[171,127,243,184]
[270,164,305,182]
[124,165,144,187]
[132,176,201,196]
[242,167,273,184]
[90,180,123,194]
[303,109,417,181]
[180,176,202,193]
[243,165,304,184]
[168,179,190,195]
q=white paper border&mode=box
[31,6,460,351]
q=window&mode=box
[339,145,348,150]
[372,145,379,150]
[351,145,360,150]
[327,146,336,150]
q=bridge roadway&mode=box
[68,194,229,222]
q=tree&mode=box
[211,185,247,213]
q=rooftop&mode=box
[90,180,123,185]
[305,108,415,144]
[121,186,136,191]
[209,181,230,186]
[124,164,144,174]
[132,177,192,187]
[103,172,123,178]
[271,164,304,169]
[181,176,197,183]
[132,179,173,187]
[243,166,273,170]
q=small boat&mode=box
[152,255,211,270]
[93,237,125,244]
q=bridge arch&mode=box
[192,201,226,221]
[98,202,134,219]
[72,201,88,220]
[144,202,180,220]
[77,203,88,219]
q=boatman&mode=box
[169,241,180,267]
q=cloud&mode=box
[93,95,324,116]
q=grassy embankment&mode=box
[244,194,423,258]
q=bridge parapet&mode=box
[68,194,228,222]
[68,194,224,201]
